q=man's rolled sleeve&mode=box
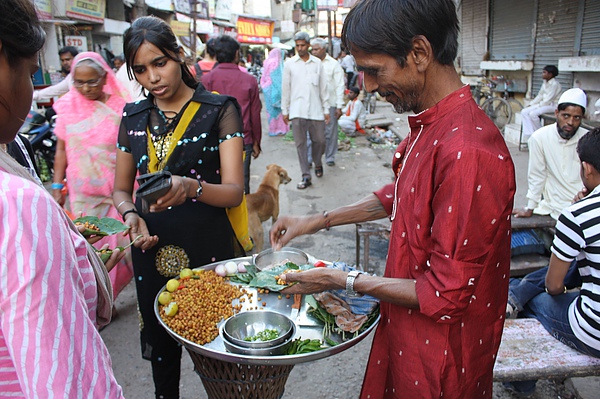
[373,184,395,216]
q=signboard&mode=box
[171,20,190,37]
[64,36,88,53]
[34,0,52,20]
[236,17,274,44]
[174,0,191,14]
[65,0,106,24]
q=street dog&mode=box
[246,164,292,252]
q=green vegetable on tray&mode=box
[286,338,323,355]
[94,235,143,264]
[244,329,280,342]
[229,262,314,292]
[74,216,129,237]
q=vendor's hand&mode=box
[512,208,533,218]
[335,108,343,119]
[52,189,66,206]
[283,114,289,125]
[573,187,589,203]
[278,268,345,294]
[324,114,330,124]
[100,244,126,273]
[150,175,189,212]
[124,213,158,251]
[270,214,319,250]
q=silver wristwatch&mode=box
[346,270,364,297]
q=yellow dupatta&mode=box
[146,100,253,252]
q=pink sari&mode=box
[54,52,133,298]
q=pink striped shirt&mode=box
[0,169,124,398]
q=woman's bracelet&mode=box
[116,199,134,210]
[121,209,138,221]
[51,182,65,190]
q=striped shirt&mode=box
[552,184,600,351]
[0,170,124,398]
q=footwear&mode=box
[315,166,323,178]
[506,302,519,319]
[502,381,536,398]
[326,161,335,166]
[297,178,312,189]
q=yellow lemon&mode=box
[166,279,180,292]
[164,302,178,317]
[180,268,194,278]
[158,291,173,305]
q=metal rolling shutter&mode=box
[580,0,600,55]
[490,0,535,61]
[531,0,577,94]
[459,0,488,75]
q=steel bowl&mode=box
[221,329,295,356]
[221,311,295,349]
[253,247,309,271]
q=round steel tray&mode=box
[154,255,379,366]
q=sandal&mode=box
[315,166,323,178]
[297,178,312,189]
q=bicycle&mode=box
[474,77,524,130]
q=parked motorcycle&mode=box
[18,109,57,182]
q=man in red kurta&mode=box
[270,0,516,398]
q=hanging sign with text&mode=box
[236,17,274,44]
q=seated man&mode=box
[521,65,562,139]
[338,87,366,137]
[513,88,588,220]
[504,127,600,397]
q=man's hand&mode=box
[512,208,533,218]
[573,187,589,203]
[335,108,343,119]
[283,114,289,125]
[270,214,321,250]
[277,267,345,294]
[324,114,330,124]
[252,142,261,159]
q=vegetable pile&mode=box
[243,329,280,342]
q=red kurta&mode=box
[362,86,516,399]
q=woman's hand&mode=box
[124,213,158,251]
[52,189,66,206]
[100,245,126,273]
[76,224,106,245]
[150,175,193,213]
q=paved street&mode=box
[99,100,598,398]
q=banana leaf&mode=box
[246,262,314,292]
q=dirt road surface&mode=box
[100,102,597,398]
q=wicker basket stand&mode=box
[188,349,294,399]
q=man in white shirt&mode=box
[32,46,78,102]
[282,31,330,189]
[339,86,366,136]
[309,38,345,166]
[521,65,562,139]
[513,88,588,220]
[339,49,357,89]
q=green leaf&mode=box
[247,262,313,292]
[74,216,129,236]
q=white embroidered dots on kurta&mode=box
[399,350,403,356]
[440,315,451,320]
[401,232,406,238]
[411,187,415,192]
[436,290,440,297]
[425,339,430,344]
[415,381,419,386]
[448,206,452,213]
[498,154,504,160]
[491,218,497,224]
[457,151,462,159]
[417,224,421,229]
[487,303,491,307]
[452,127,458,132]
[463,239,468,246]
[477,185,482,191]
[433,139,438,145]
[395,152,401,158]
[476,126,483,130]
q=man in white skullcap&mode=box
[513,88,588,220]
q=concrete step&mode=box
[503,123,522,146]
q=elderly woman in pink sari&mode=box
[260,48,289,136]
[52,52,133,299]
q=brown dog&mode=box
[246,164,292,252]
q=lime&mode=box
[166,279,180,292]
[164,302,178,317]
[180,268,194,279]
[158,291,173,305]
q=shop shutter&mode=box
[459,0,488,76]
[490,0,535,61]
[531,0,578,95]
[580,0,600,55]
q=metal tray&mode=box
[154,256,379,366]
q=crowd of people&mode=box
[1,0,599,398]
